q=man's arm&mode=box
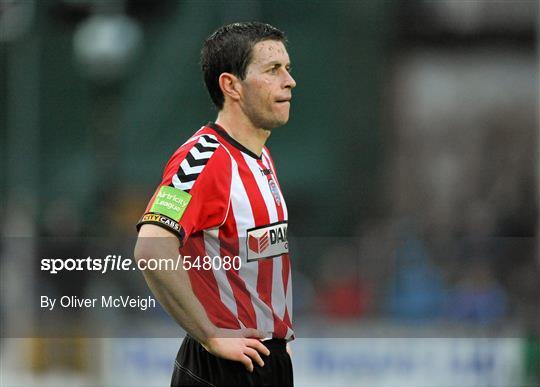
[134,224,270,372]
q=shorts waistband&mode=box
[261,338,287,352]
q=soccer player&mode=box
[134,22,296,386]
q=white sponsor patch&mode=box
[246,221,288,261]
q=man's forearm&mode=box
[134,228,270,372]
[135,235,215,345]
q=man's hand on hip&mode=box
[201,327,270,372]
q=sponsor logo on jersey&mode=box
[150,186,192,221]
[246,221,288,261]
[141,213,182,232]
[249,231,270,254]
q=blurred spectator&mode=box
[444,260,507,324]
[315,244,373,319]
[291,269,316,319]
[385,231,445,321]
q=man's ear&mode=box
[219,73,242,102]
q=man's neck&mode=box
[215,111,270,157]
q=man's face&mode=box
[239,40,296,130]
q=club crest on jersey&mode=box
[268,179,281,206]
[246,221,288,261]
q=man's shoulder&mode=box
[160,125,231,191]
[175,125,221,151]
[168,125,228,164]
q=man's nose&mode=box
[283,71,296,89]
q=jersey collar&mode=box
[207,122,262,160]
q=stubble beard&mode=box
[245,105,289,132]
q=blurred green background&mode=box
[1,0,391,237]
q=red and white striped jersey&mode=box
[137,122,293,340]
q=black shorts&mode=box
[171,335,293,387]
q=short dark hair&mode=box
[201,22,286,109]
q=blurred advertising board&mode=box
[99,336,526,387]
[292,338,525,387]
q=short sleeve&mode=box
[136,135,231,244]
